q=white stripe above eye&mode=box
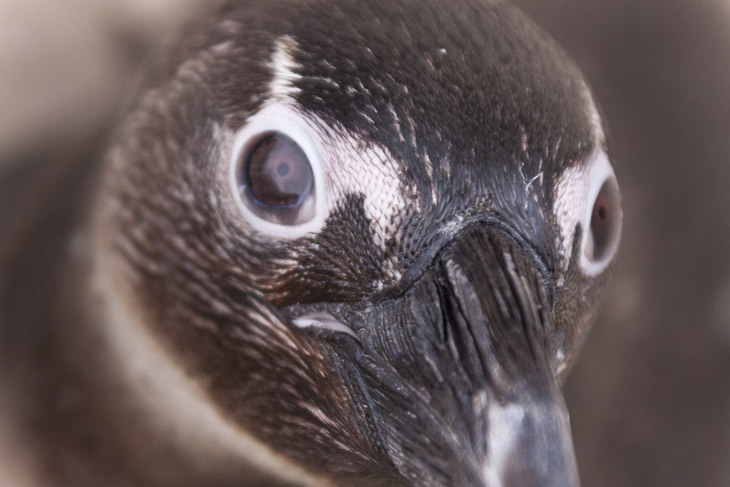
[268,36,302,101]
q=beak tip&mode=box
[483,397,580,487]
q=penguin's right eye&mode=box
[241,132,315,224]
[229,105,326,238]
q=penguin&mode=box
[0,0,622,486]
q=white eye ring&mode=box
[229,104,327,239]
[554,150,622,278]
[579,151,622,275]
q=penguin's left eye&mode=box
[577,151,622,275]
[555,150,622,277]
[229,105,325,237]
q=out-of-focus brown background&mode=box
[0,0,201,157]
[1,0,729,486]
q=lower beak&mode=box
[351,223,580,487]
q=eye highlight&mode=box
[228,104,326,238]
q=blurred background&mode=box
[1,0,729,486]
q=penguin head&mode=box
[93,0,621,486]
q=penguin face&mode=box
[94,0,621,486]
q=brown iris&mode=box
[244,132,313,208]
[589,179,620,261]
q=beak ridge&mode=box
[350,223,580,486]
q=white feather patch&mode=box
[268,36,302,101]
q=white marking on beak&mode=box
[482,402,526,487]
[481,397,580,487]
[292,312,360,341]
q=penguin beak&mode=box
[348,224,580,487]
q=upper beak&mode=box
[349,223,580,487]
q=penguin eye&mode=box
[586,178,620,263]
[579,152,622,274]
[242,132,314,222]
[229,105,325,238]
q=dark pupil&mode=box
[245,133,312,207]
[590,183,613,258]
